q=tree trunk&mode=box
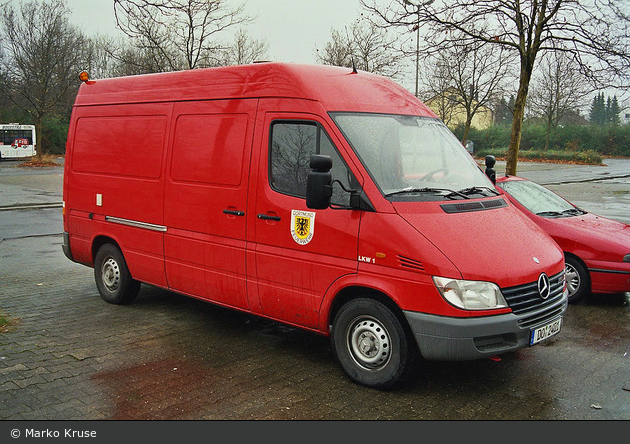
[544,118,552,151]
[460,117,472,146]
[34,116,43,163]
[505,69,532,176]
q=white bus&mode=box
[0,124,36,160]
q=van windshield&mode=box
[330,113,496,201]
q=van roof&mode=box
[74,62,436,116]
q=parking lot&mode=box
[0,158,628,420]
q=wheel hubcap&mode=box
[565,263,581,297]
[347,316,391,370]
[102,257,120,292]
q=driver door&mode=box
[251,111,362,329]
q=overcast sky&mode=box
[65,0,366,64]
[63,0,419,89]
[62,1,625,104]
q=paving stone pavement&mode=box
[1,234,629,420]
[0,159,628,420]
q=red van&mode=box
[62,63,567,389]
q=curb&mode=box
[0,202,63,212]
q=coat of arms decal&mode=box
[290,209,315,245]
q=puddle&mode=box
[92,358,223,420]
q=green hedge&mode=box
[454,124,630,158]
[475,148,603,165]
[41,117,70,155]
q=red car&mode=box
[496,175,630,303]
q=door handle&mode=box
[223,209,245,216]
[257,214,281,221]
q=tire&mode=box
[94,243,140,304]
[331,298,413,390]
[565,256,590,304]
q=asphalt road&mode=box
[0,158,628,421]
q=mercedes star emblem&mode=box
[538,273,550,299]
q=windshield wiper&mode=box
[536,211,564,217]
[561,208,586,216]
[457,186,500,196]
[385,187,469,199]
[537,208,586,218]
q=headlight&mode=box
[624,254,630,263]
[433,276,508,310]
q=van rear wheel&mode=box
[94,243,140,304]
[331,298,412,390]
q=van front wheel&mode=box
[94,244,140,304]
[331,298,412,390]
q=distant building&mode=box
[525,110,589,127]
[425,88,494,130]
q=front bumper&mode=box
[403,290,568,361]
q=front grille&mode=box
[502,271,565,328]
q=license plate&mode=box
[530,317,562,345]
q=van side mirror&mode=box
[485,155,496,184]
[306,154,333,209]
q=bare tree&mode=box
[316,19,406,79]
[0,0,85,161]
[362,0,630,175]
[424,39,513,143]
[81,35,122,79]
[316,28,355,69]
[528,51,591,149]
[113,0,250,71]
[220,28,268,66]
[422,63,457,126]
[94,35,174,77]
